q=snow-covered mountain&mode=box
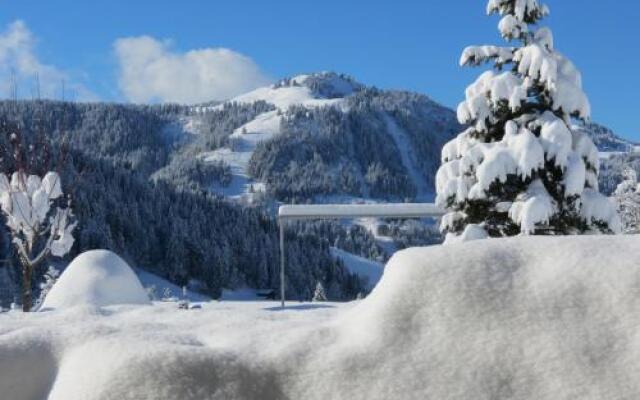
[577,122,637,154]
[0,73,635,305]
[179,72,461,204]
[178,72,635,205]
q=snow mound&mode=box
[326,235,640,399]
[4,236,640,399]
[41,250,150,310]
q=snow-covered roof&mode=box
[278,203,444,221]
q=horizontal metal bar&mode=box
[278,203,445,221]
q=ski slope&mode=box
[203,75,349,200]
[202,110,282,199]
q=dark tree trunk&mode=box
[22,264,32,312]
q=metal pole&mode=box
[279,220,285,309]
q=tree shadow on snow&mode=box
[263,304,336,312]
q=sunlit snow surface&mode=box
[3,235,640,399]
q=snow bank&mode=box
[324,235,640,399]
[4,236,640,399]
[41,250,150,310]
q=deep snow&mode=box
[3,235,640,399]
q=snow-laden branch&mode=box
[436,0,620,239]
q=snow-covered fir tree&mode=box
[613,168,640,234]
[436,0,620,240]
[312,281,327,302]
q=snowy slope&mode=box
[203,110,281,198]
[136,269,211,302]
[202,73,356,200]
[330,247,383,289]
[223,82,345,110]
[3,235,640,399]
[190,72,459,204]
[383,114,434,201]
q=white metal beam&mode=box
[278,203,444,221]
[277,203,445,308]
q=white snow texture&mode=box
[40,250,150,310]
[2,235,640,399]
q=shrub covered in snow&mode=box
[0,168,76,311]
[613,168,640,234]
[436,0,620,238]
[40,250,150,310]
[312,281,328,302]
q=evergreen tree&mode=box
[613,168,640,234]
[436,0,620,239]
[312,281,327,302]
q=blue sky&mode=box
[1,0,639,139]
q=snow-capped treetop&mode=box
[487,0,550,41]
[613,168,640,234]
[436,0,619,237]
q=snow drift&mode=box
[318,235,640,399]
[40,250,150,310]
[3,235,640,399]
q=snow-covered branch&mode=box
[436,0,620,240]
[0,171,75,268]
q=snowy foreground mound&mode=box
[41,250,150,310]
[3,236,640,399]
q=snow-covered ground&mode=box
[136,269,211,302]
[3,235,640,399]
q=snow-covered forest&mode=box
[0,71,635,306]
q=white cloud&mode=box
[0,20,97,101]
[114,36,271,104]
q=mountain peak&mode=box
[273,72,364,99]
